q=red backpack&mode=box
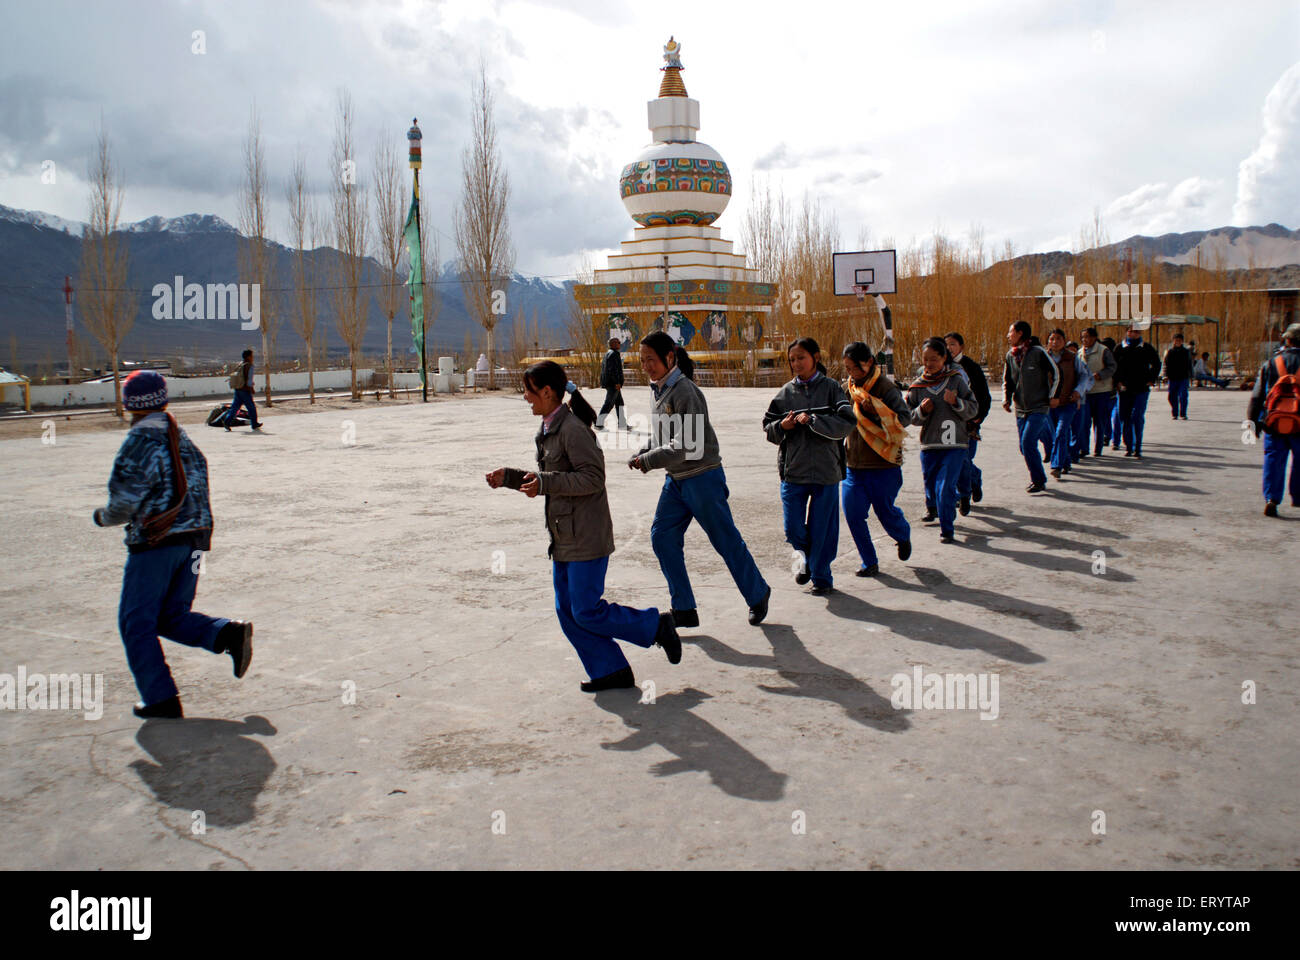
[1263,355,1300,435]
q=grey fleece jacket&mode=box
[1003,340,1059,417]
[761,372,857,484]
[632,367,723,480]
[906,367,978,449]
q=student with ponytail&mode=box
[629,332,772,627]
[762,337,857,594]
[487,360,681,693]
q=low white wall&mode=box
[28,369,375,408]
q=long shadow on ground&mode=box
[594,687,789,802]
[687,625,910,734]
[875,567,1080,632]
[823,590,1048,664]
[131,715,277,827]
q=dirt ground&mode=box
[1,386,1295,869]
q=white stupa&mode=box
[574,37,777,353]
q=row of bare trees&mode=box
[75,69,513,417]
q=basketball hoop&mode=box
[852,284,871,302]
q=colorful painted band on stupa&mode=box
[575,278,775,311]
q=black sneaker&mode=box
[1026,482,1046,493]
[1264,501,1279,517]
[897,540,912,561]
[1133,451,1143,459]
[794,554,811,585]
[808,584,833,596]
[580,666,636,693]
[218,620,254,678]
[1049,467,1061,479]
[1124,450,1134,457]
[970,484,982,503]
[959,496,970,516]
[134,695,183,719]
[224,422,232,432]
[251,422,264,431]
[655,613,681,664]
[748,587,771,626]
[856,564,879,577]
[671,608,699,628]
[921,506,937,523]
[939,532,956,543]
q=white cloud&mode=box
[1234,60,1300,227]
[1104,177,1222,237]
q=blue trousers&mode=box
[1016,413,1052,486]
[1049,402,1077,469]
[651,467,769,611]
[1118,390,1149,452]
[118,543,228,706]
[1111,395,1123,446]
[1070,400,1087,460]
[225,388,258,427]
[552,556,658,680]
[1263,432,1300,506]
[780,481,840,589]
[842,467,910,568]
[957,437,982,498]
[1086,392,1114,453]
[1168,378,1189,417]
[920,448,966,537]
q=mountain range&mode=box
[0,203,575,367]
[2,205,1297,367]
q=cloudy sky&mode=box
[1,0,1297,277]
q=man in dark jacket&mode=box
[946,332,990,511]
[595,338,627,431]
[224,348,262,431]
[1002,321,1058,492]
[1248,323,1300,516]
[1112,325,1162,457]
[1164,333,1194,420]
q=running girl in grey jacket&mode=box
[487,360,680,692]
[762,337,857,594]
[905,338,977,543]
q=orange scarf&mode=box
[845,368,907,465]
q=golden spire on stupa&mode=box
[659,36,688,97]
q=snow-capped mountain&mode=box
[1102,223,1300,269]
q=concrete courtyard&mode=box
[1,386,1296,870]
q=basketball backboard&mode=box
[833,249,897,296]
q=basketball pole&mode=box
[855,286,895,379]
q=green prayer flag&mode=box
[404,189,425,385]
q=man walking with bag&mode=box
[595,338,627,431]
[224,348,263,431]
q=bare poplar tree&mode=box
[373,136,404,397]
[79,125,137,419]
[330,90,370,398]
[454,64,514,389]
[238,105,277,403]
[287,150,320,403]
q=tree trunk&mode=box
[261,327,271,406]
[350,347,358,399]
[308,340,315,404]
[487,326,495,389]
[387,312,394,398]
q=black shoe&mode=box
[134,695,183,719]
[1061,465,1071,475]
[1094,447,1103,456]
[970,484,982,503]
[1133,451,1143,459]
[748,587,771,626]
[224,423,232,432]
[1049,467,1061,479]
[808,584,833,596]
[655,613,681,665]
[921,507,937,523]
[1078,451,1088,459]
[897,540,912,561]
[1026,482,1046,493]
[939,532,956,543]
[218,620,254,678]
[1180,415,1188,420]
[1264,501,1279,517]
[1124,449,1134,457]
[856,564,879,577]
[251,422,263,431]
[581,666,636,693]
[671,608,699,628]
[1172,413,1178,420]
[1111,443,1120,450]
[959,496,970,516]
